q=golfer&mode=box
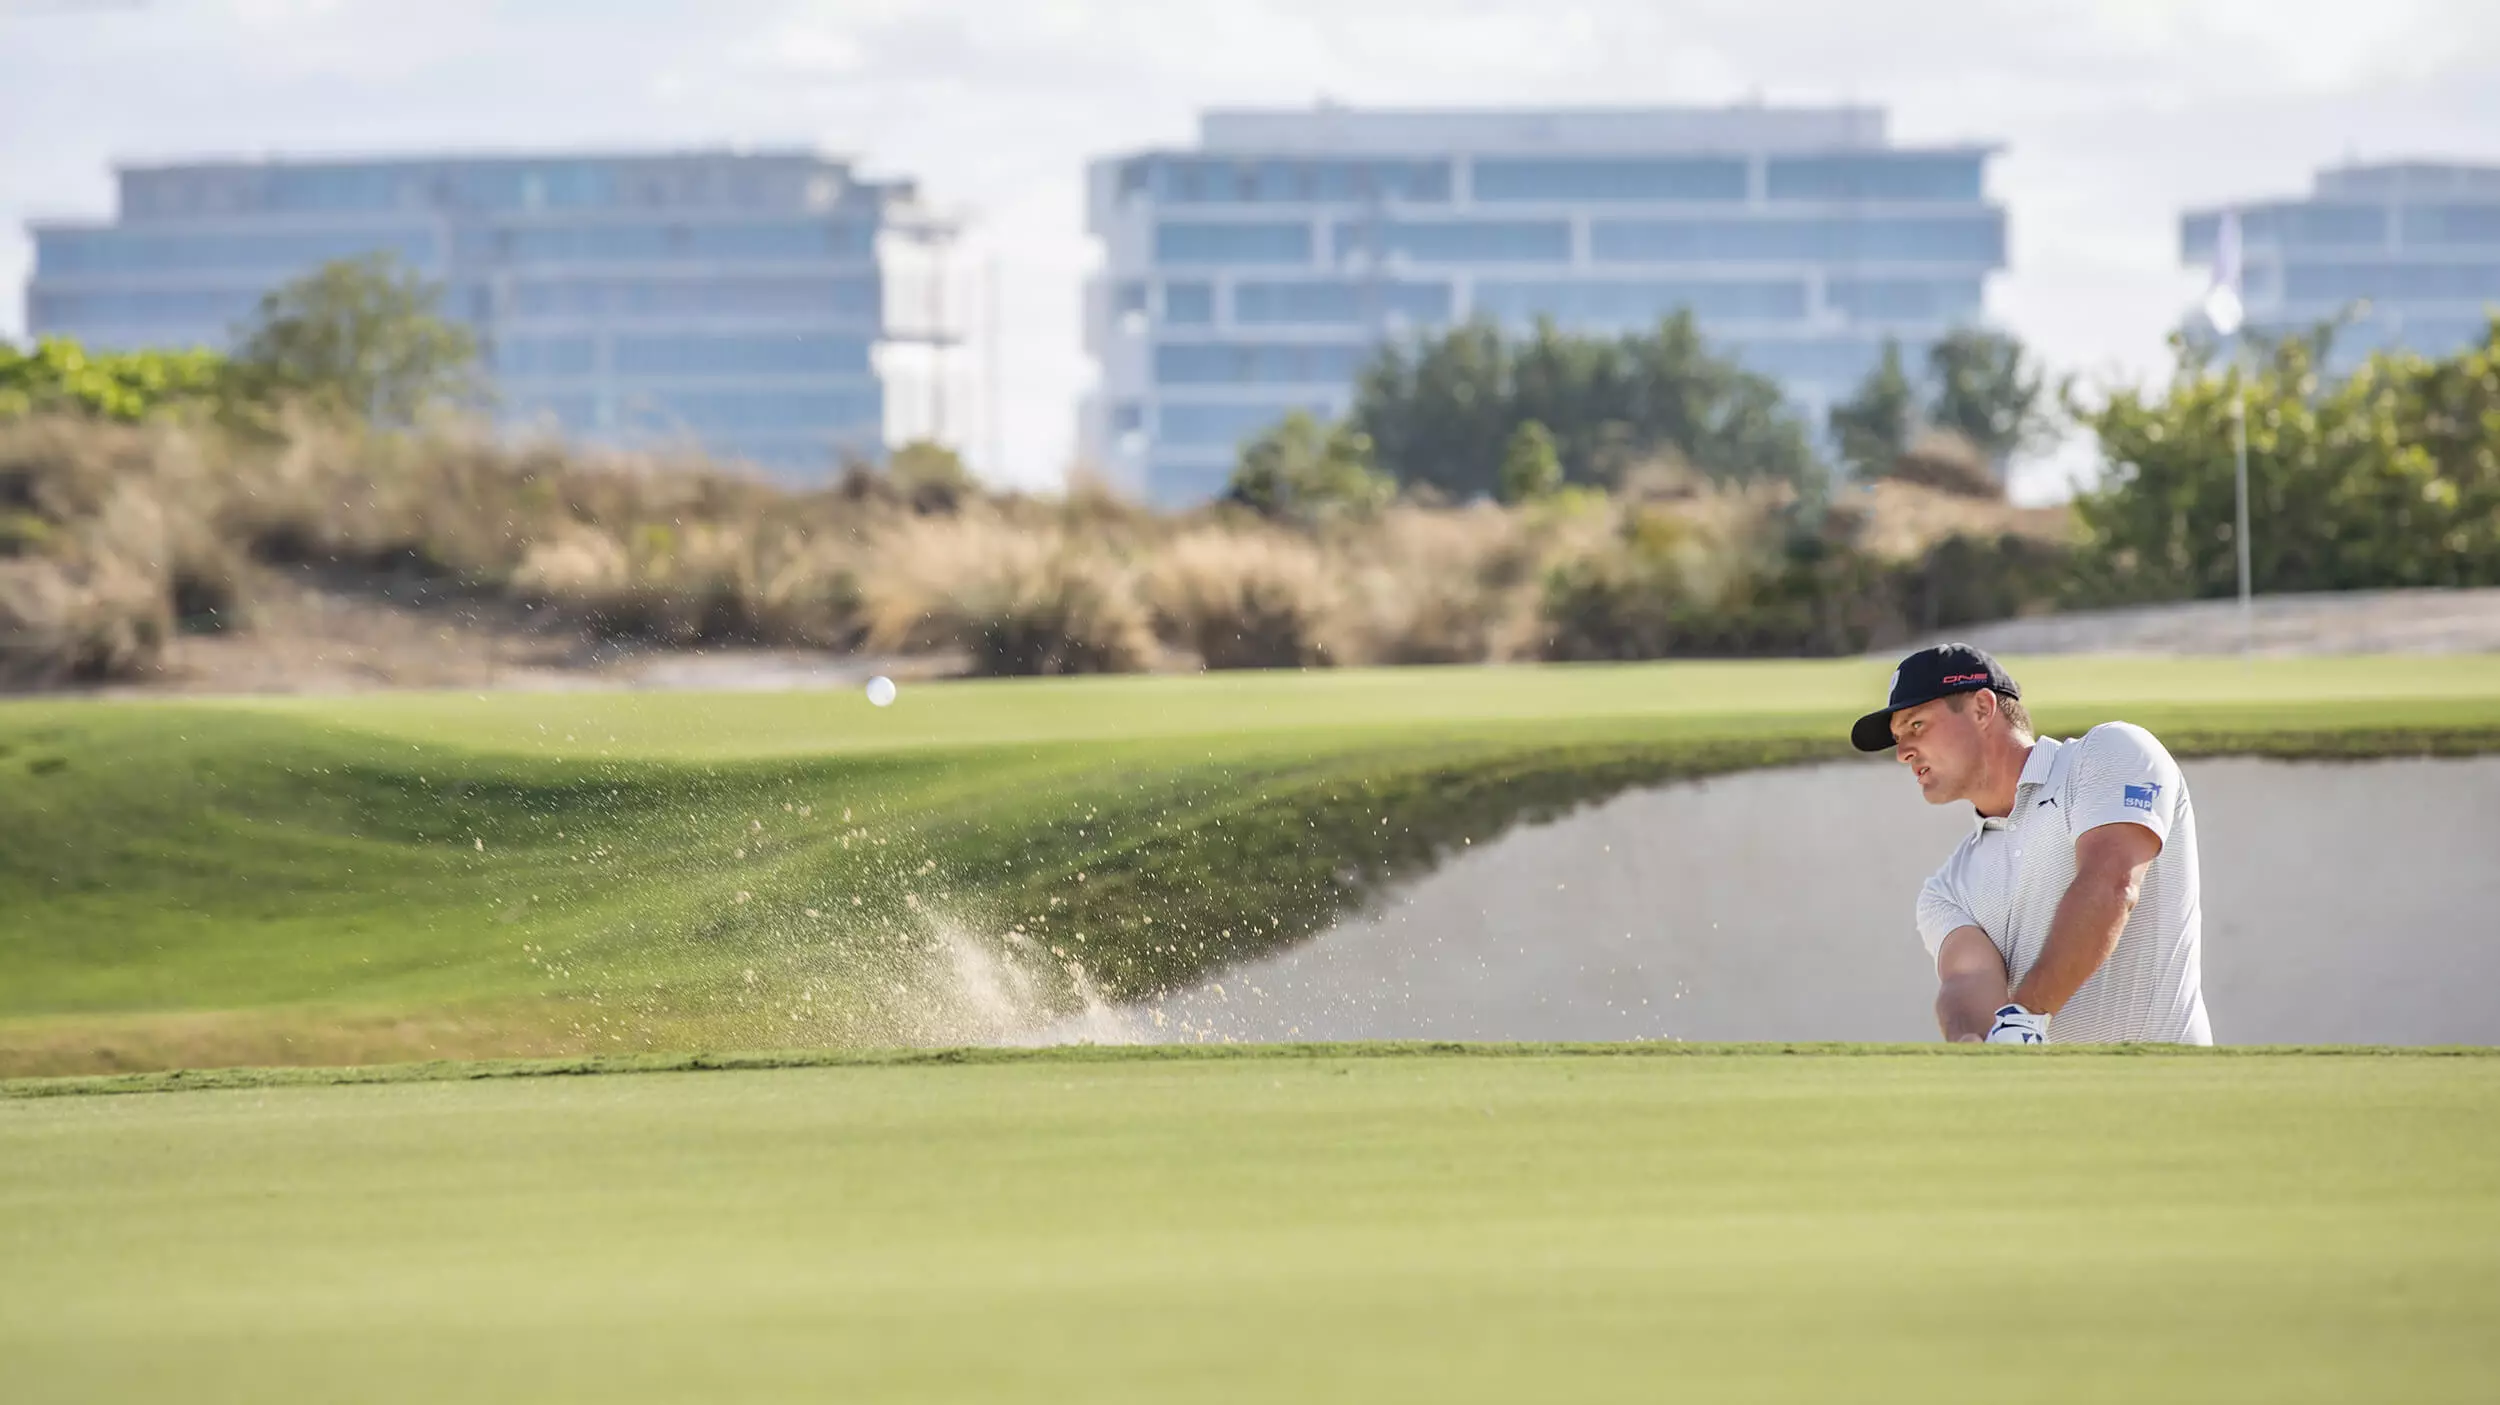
[1852,644,2212,1045]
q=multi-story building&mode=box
[1083,106,2007,506]
[24,150,962,480]
[2183,162,2500,370]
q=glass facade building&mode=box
[24,151,955,480]
[1084,107,2007,506]
[2182,163,2500,371]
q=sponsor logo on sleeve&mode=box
[2122,782,2163,812]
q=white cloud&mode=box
[5,0,2498,494]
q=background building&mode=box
[2183,163,2500,369]
[1083,106,2007,506]
[24,150,966,480]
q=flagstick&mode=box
[2234,377,2252,656]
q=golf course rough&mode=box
[4,654,2500,1073]
[2,1049,2495,1403]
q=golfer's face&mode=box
[1890,698,1973,803]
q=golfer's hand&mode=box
[1983,1004,2047,1045]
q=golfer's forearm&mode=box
[1936,973,2006,1041]
[2011,877,2132,1015]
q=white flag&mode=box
[2204,208,2245,336]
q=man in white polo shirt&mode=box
[1851,644,2213,1045]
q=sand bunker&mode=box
[1113,755,2500,1046]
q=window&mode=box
[1154,341,1370,385]
[1163,282,1216,323]
[1147,459,1238,508]
[1471,158,1747,202]
[2399,205,2500,247]
[1110,401,1146,434]
[2184,204,2388,259]
[1766,154,1985,202]
[490,336,596,376]
[33,227,440,275]
[1114,281,1151,315]
[1823,277,1986,322]
[1158,401,1330,445]
[1471,279,1806,326]
[507,275,880,320]
[1232,280,1453,325]
[1590,215,2004,265]
[1154,221,1315,264]
[1125,157,1452,204]
[1333,219,1570,264]
[1722,336,1900,383]
[612,333,873,376]
[2282,262,2500,304]
[619,386,884,434]
[27,287,265,327]
[2393,315,2500,352]
[263,165,411,212]
[685,221,878,259]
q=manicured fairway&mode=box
[4,1049,2496,1403]
[6,655,2500,1073]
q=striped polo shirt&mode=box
[1915,723,2214,1044]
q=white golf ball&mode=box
[865,675,897,707]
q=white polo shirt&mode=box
[1915,722,2213,1044]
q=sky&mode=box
[6,0,2500,502]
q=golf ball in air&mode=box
[865,675,897,707]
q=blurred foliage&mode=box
[1496,420,1564,504]
[1929,327,2054,468]
[1829,328,2053,489]
[1225,410,1396,524]
[1828,341,1919,482]
[0,338,228,424]
[1352,315,1821,499]
[2071,320,2500,597]
[227,254,481,425]
[884,439,979,514]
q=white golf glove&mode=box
[1984,1003,2048,1045]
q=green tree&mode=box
[1827,340,1918,480]
[1351,314,1820,500]
[886,439,978,512]
[1497,420,1564,503]
[2070,321,2500,598]
[0,337,227,423]
[1226,411,1395,524]
[1927,328,2051,472]
[228,254,479,423]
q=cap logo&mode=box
[1886,669,1901,700]
[1939,672,1991,685]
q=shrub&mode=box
[1144,528,1338,669]
[0,338,227,424]
[1225,412,1395,525]
[1882,429,2002,499]
[861,516,1154,675]
[1330,506,1542,664]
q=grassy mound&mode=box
[3,1050,2494,1402]
[5,654,2499,1074]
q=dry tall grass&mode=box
[0,410,2081,687]
[1144,527,1339,668]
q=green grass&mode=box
[5,655,2499,1075]
[3,1049,2495,1403]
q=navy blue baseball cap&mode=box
[1851,644,2021,752]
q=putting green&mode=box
[5,655,2499,1074]
[4,1049,2495,1403]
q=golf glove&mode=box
[1984,1004,2047,1045]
